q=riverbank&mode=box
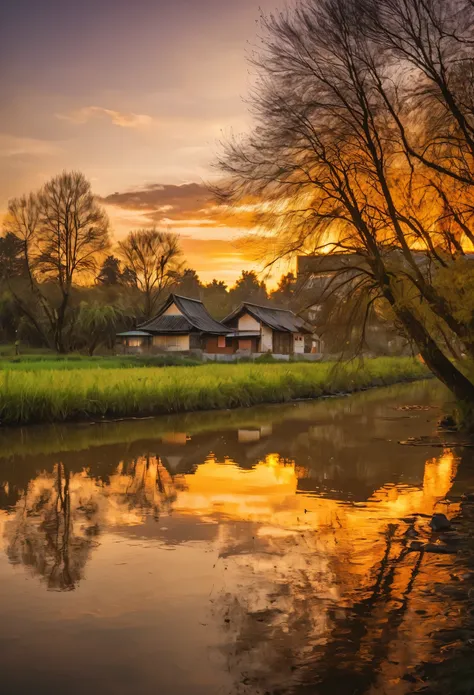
[0,357,428,426]
[0,378,470,694]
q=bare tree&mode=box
[216,0,474,403]
[4,171,110,352]
[117,228,182,319]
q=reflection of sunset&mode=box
[172,450,459,537]
[1,449,459,550]
[0,434,468,694]
[175,453,297,519]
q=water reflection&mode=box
[0,381,472,695]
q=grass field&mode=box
[0,354,201,370]
[0,357,428,426]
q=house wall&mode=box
[238,313,261,331]
[205,336,235,354]
[260,325,273,352]
[310,335,324,353]
[118,337,150,355]
[152,334,190,351]
[238,338,259,353]
[293,333,305,354]
[163,302,183,316]
[189,334,203,350]
[272,331,292,355]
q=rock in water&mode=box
[438,414,456,429]
[430,513,451,531]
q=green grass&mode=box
[0,354,202,370]
[0,357,428,426]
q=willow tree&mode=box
[216,0,474,403]
[4,171,110,352]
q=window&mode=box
[128,338,142,348]
[217,336,226,348]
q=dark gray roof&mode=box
[223,303,312,334]
[140,294,228,335]
[139,315,193,334]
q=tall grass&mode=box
[0,358,428,426]
[0,380,443,459]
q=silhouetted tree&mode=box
[229,270,268,307]
[216,0,474,403]
[96,255,123,286]
[0,232,25,280]
[117,228,182,319]
[270,272,297,308]
[4,171,110,352]
[172,268,202,298]
[202,279,231,319]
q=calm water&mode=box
[1,381,473,695]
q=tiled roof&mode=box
[140,294,228,334]
[139,315,193,333]
[223,302,312,334]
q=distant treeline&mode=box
[0,172,400,355]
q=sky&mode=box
[0,0,288,285]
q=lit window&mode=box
[218,336,226,348]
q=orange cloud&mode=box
[102,182,264,230]
[103,182,279,284]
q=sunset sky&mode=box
[0,0,289,284]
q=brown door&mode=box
[272,331,292,354]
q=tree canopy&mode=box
[216,0,474,403]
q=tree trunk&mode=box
[88,336,99,356]
[382,288,474,403]
[54,292,70,354]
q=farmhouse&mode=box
[117,294,228,353]
[117,294,320,356]
[222,302,314,355]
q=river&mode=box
[0,380,473,695]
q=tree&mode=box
[229,270,268,308]
[202,279,231,319]
[216,0,474,403]
[172,268,202,298]
[0,232,25,281]
[74,301,125,355]
[270,272,297,308]
[4,171,110,352]
[117,228,182,319]
[96,255,123,286]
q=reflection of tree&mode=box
[294,525,425,694]
[3,455,181,591]
[212,451,462,695]
[5,463,97,591]
[107,455,178,522]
